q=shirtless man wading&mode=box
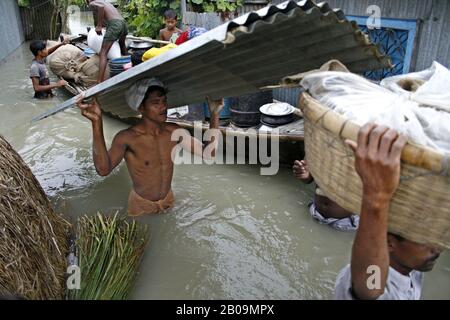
[77,78,223,216]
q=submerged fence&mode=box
[20,0,60,41]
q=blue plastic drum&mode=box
[203,97,233,119]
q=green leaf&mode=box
[17,0,30,7]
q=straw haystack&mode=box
[0,135,69,299]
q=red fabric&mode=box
[175,30,189,45]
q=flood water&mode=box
[0,15,448,299]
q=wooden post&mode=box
[181,0,187,28]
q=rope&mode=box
[440,153,450,176]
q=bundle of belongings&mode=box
[290,60,450,248]
[46,40,108,87]
[295,60,450,153]
[142,43,177,62]
[175,27,208,45]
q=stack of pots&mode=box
[129,41,153,66]
[109,56,132,78]
[229,91,273,127]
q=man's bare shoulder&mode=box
[164,122,181,133]
[159,29,170,40]
[159,28,168,36]
[113,127,138,143]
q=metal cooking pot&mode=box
[260,113,295,127]
[230,108,261,127]
[259,103,296,127]
[129,41,153,50]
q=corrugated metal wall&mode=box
[272,0,450,71]
[270,0,450,105]
[183,0,450,106]
[183,0,303,106]
[183,1,269,30]
[0,0,25,62]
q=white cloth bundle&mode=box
[300,62,450,153]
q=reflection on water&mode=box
[67,11,94,36]
[0,40,449,299]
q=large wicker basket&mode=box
[300,93,450,249]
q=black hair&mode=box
[29,40,46,57]
[143,86,167,102]
[388,232,405,242]
[164,9,178,20]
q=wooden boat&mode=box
[58,66,304,166]
[56,33,306,166]
[61,76,305,165]
[42,0,390,167]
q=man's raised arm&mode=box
[176,97,224,160]
[345,123,407,300]
[76,95,126,176]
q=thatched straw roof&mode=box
[0,135,69,299]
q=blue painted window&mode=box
[347,16,417,81]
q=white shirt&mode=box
[334,264,423,300]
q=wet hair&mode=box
[143,86,167,102]
[164,9,178,20]
[30,40,46,57]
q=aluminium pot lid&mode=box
[130,41,153,49]
[259,102,294,116]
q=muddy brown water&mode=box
[0,13,448,299]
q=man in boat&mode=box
[87,0,128,83]
[335,123,442,300]
[29,40,69,99]
[293,160,359,231]
[76,78,223,216]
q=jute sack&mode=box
[47,44,86,81]
[77,55,110,87]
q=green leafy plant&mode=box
[188,0,244,13]
[119,0,181,38]
[17,0,30,7]
[67,213,149,300]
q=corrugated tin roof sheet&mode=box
[33,0,392,122]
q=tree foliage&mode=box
[118,0,245,38]
[119,0,181,38]
[188,0,244,13]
